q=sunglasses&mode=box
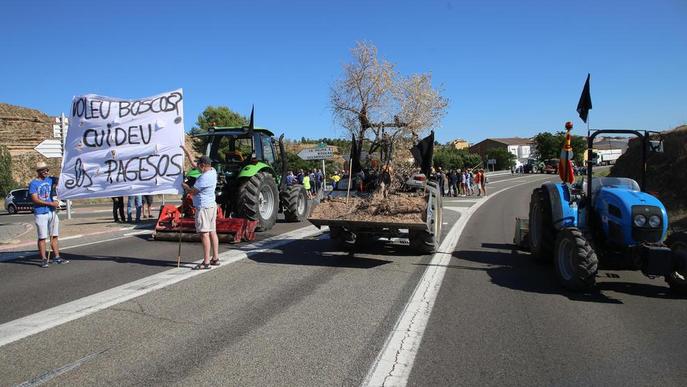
[39,168,50,172]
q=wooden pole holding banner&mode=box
[176,213,182,268]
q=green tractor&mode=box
[194,125,309,231]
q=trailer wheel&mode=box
[666,232,687,297]
[409,230,436,254]
[554,227,598,291]
[238,172,279,232]
[281,184,308,222]
[529,187,555,262]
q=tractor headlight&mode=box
[648,215,661,228]
[633,214,647,227]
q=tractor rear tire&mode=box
[237,172,279,232]
[529,187,555,262]
[554,227,598,291]
[666,232,687,297]
[281,184,308,222]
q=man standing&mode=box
[29,162,67,268]
[143,195,154,219]
[181,146,219,270]
[112,196,125,223]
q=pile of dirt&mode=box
[310,192,426,224]
[611,125,687,229]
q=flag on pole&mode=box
[577,73,592,123]
[410,131,434,178]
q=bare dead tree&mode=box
[330,41,448,183]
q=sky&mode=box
[1,0,686,144]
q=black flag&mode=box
[248,105,255,132]
[577,73,592,123]
[350,134,362,173]
[410,131,434,178]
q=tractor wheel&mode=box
[7,204,17,214]
[554,227,598,291]
[281,184,308,222]
[409,230,436,254]
[237,172,279,232]
[528,187,555,262]
[666,232,687,297]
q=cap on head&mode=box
[196,155,212,165]
[35,161,49,171]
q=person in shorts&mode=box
[29,162,68,268]
[143,195,154,219]
[181,146,219,270]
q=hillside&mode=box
[610,125,687,229]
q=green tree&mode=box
[0,145,17,196]
[486,147,516,170]
[433,146,482,170]
[190,106,248,154]
[532,131,588,165]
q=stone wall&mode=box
[0,102,60,186]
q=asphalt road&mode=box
[5,172,679,386]
[408,175,687,386]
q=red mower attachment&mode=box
[153,203,257,243]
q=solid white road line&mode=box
[0,225,324,348]
[363,175,552,386]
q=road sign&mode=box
[35,139,63,158]
[487,159,497,165]
[298,146,335,160]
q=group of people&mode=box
[435,167,487,197]
[285,168,325,198]
[111,195,154,223]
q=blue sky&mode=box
[1,0,685,143]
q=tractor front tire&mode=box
[238,172,279,232]
[7,204,17,214]
[554,227,598,291]
[666,232,687,297]
[529,187,555,262]
[281,184,308,222]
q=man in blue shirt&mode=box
[181,146,219,270]
[29,161,68,268]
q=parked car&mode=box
[4,188,66,214]
[543,159,559,174]
[5,188,34,214]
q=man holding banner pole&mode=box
[181,145,219,269]
[30,162,68,268]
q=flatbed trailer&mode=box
[308,182,443,253]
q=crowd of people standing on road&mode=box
[285,168,325,198]
[434,167,487,197]
[111,194,154,223]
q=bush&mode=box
[0,145,17,196]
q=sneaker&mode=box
[54,257,70,264]
[41,260,49,268]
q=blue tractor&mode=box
[528,129,687,296]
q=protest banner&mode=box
[57,89,185,199]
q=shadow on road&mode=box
[248,238,395,269]
[5,253,195,268]
[450,243,677,303]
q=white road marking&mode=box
[363,176,552,386]
[59,234,83,241]
[0,225,324,348]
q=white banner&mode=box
[57,89,185,199]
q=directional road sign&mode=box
[35,139,63,158]
[297,146,335,160]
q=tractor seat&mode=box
[225,151,244,163]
